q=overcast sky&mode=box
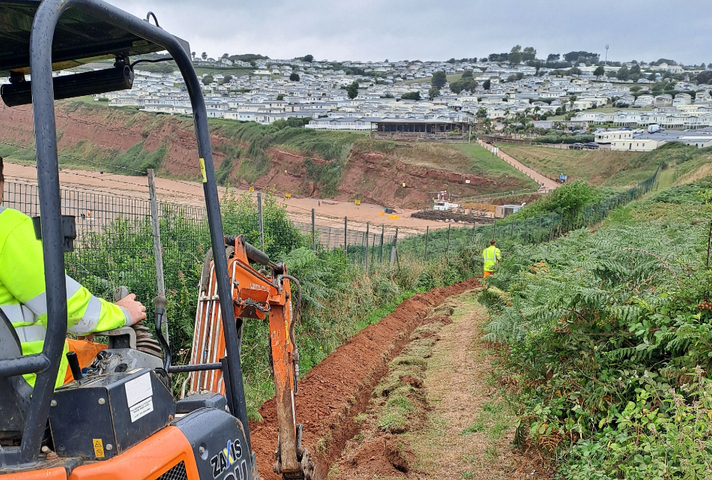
[113,0,709,65]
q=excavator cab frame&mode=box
[0,0,278,478]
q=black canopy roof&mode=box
[0,0,189,76]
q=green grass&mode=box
[496,143,654,187]
[453,143,539,188]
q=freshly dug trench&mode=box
[248,277,482,479]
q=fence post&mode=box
[327,226,332,250]
[493,220,496,242]
[147,169,168,345]
[538,214,542,243]
[379,225,385,263]
[393,227,399,250]
[344,216,348,256]
[446,224,451,254]
[371,233,376,266]
[257,192,264,250]
[365,222,370,271]
[472,222,477,244]
[311,208,316,250]
[424,226,429,261]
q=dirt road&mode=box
[3,162,452,235]
[478,140,560,193]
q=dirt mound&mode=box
[248,277,481,479]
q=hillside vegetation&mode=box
[496,143,651,187]
[0,101,535,206]
[479,170,712,478]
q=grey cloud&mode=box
[112,0,712,64]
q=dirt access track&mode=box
[249,277,481,479]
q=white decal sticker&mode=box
[125,372,152,407]
[129,396,154,423]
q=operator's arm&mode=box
[496,247,501,262]
[0,212,130,333]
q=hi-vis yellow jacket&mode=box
[482,245,501,273]
[0,207,130,388]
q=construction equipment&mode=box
[190,236,312,479]
[0,0,310,479]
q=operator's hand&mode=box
[116,293,147,326]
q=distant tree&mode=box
[483,79,491,90]
[202,74,213,85]
[697,71,712,84]
[567,67,581,76]
[547,53,560,62]
[222,74,233,83]
[652,58,677,66]
[450,77,478,94]
[476,107,487,118]
[302,54,314,62]
[522,46,537,62]
[428,86,440,100]
[401,91,421,101]
[289,73,300,81]
[701,63,707,70]
[277,94,285,101]
[509,45,523,64]
[479,57,489,63]
[250,61,256,67]
[616,64,630,81]
[593,66,605,78]
[461,69,473,79]
[191,51,196,59]
[346,81,359,99]
[431,71,447,89]
[630,64,641,75]
[201,52,207,61]
[563,51,599,64]
[221,53,229,59]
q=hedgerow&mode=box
[480,180,712,478]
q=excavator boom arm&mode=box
[190,235,309,479]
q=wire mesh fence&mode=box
[2,162,659,301]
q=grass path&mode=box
[407,295,549,479]
[331,291,550,479]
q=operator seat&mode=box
[0,311,32,444]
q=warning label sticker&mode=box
[93,438,105,459]
[129,396,154,423]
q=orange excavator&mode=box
[0,0,311,479]
[189,236,312,479]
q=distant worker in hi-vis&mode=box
[482,239,501,278]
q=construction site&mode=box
[2,2,711,480]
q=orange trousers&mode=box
[483,271,494,278]
[63,339,107,384]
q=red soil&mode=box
[248,277,482,479]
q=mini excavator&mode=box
[0,1,311,479]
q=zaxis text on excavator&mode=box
[0,1,311,479]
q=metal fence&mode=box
[2,161,660,293]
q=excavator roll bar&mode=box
[0,0,249,468]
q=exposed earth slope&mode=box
[0,100,534,209]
